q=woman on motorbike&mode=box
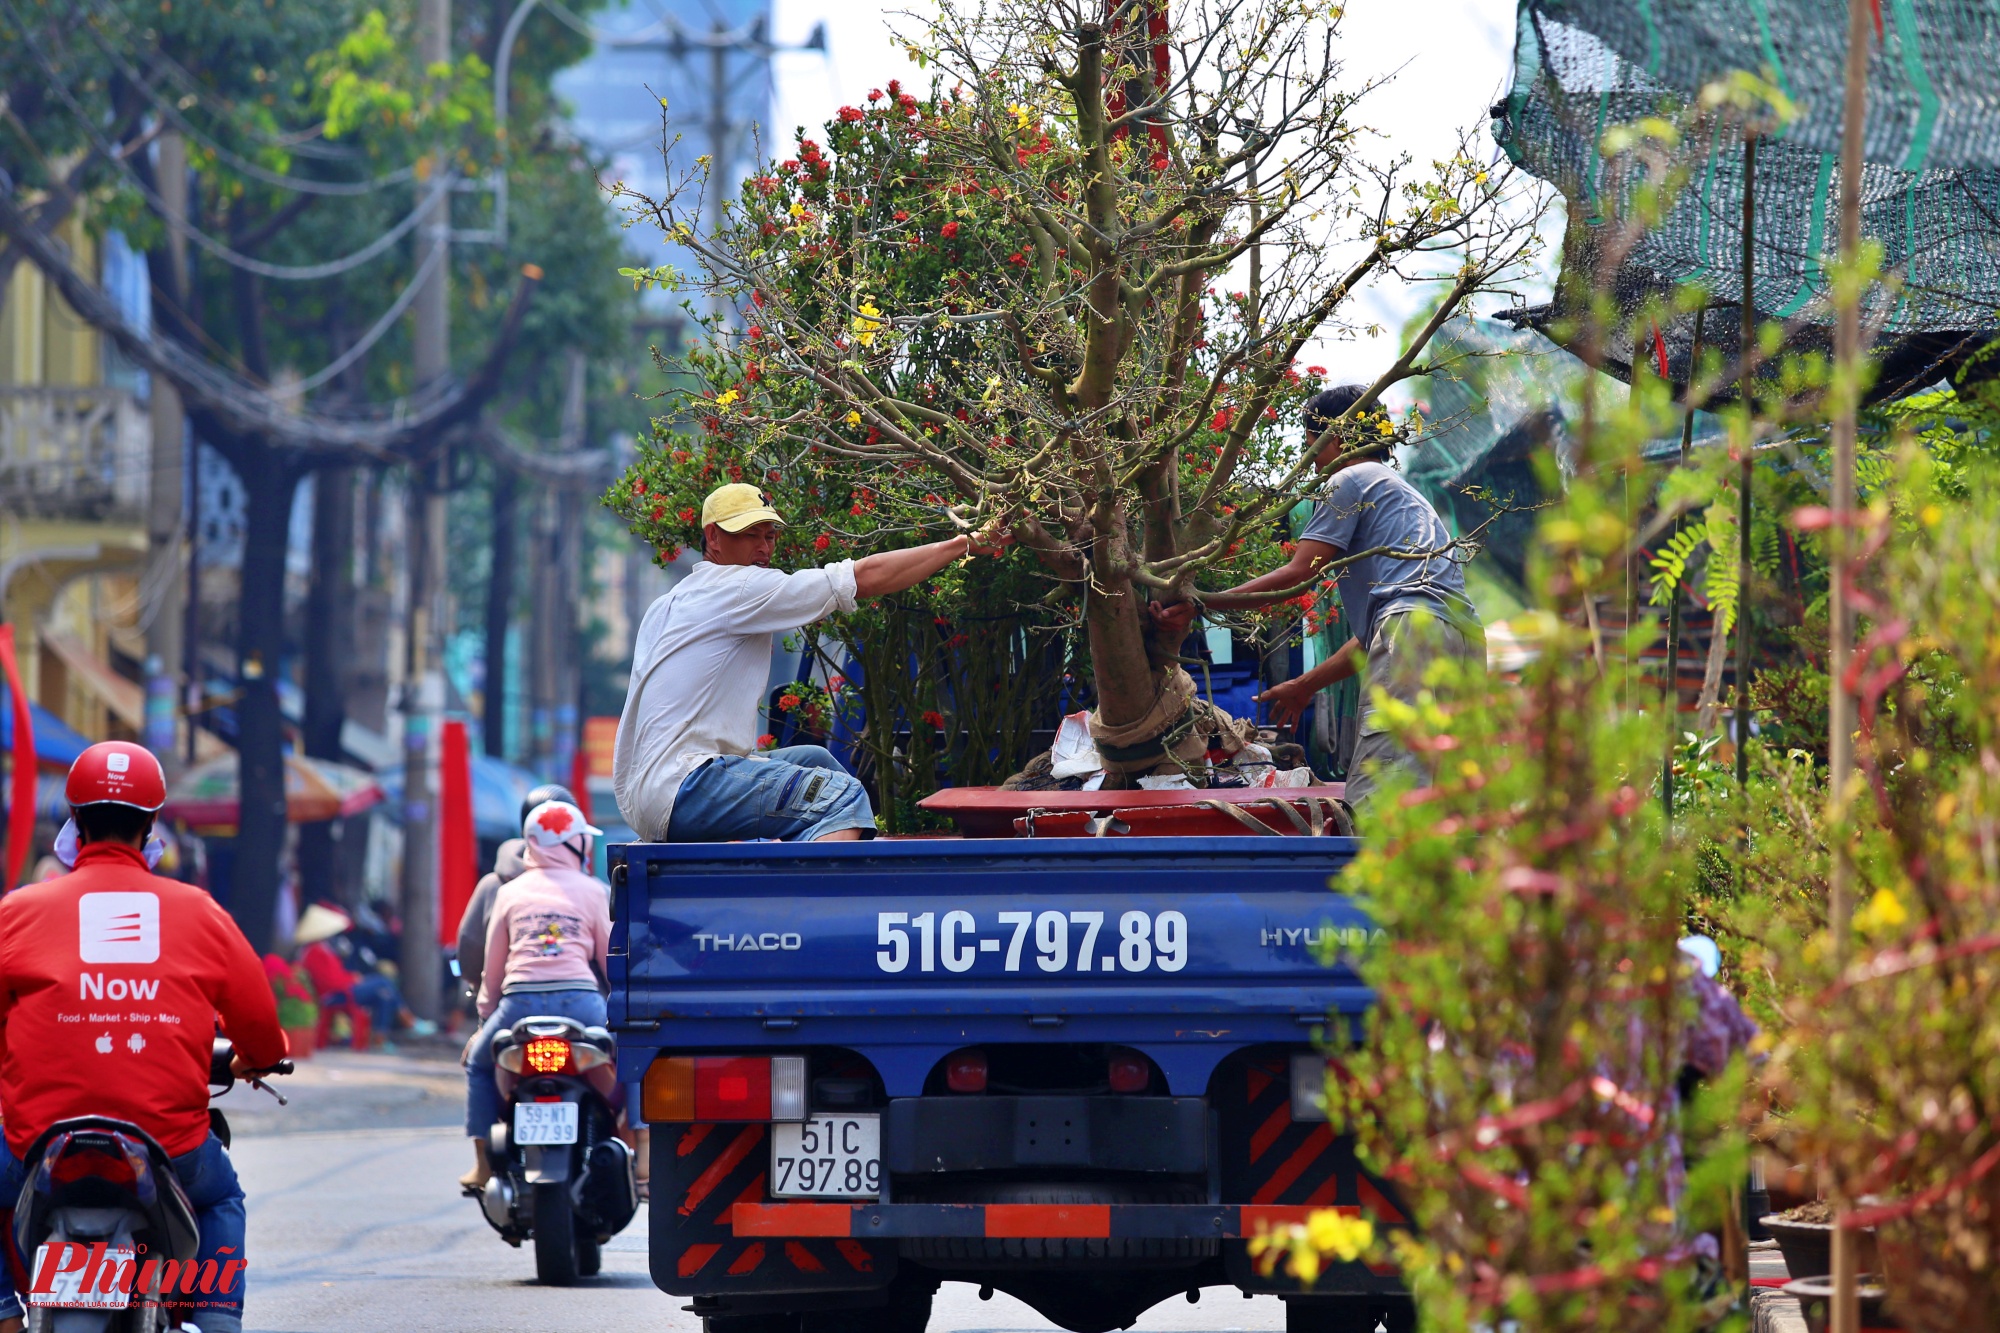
[461,799,612,1191]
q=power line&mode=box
[73,3,419,197]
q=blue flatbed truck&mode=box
[607,836,1412,1333]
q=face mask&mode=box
[54,819,168,872]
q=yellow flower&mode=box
[715,389,740,408]
[853,298,884,349]
[1305,1210,1373,1263]
[845,410,862,427]
[1376,418,1395,436]
[1856,887,1909,934]
[788,201,806,219]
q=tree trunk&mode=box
[483,467,517,758]
[230,448,298,952]
[300,465,354,907]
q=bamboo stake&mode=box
[1662,307,1706,824]
[1736,134,1757,885]
[1829,0,1870,1326]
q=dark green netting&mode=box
[1497,6,2000,333]
[1528,0,2000,173]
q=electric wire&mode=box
[5,0,450,281]
[72,3,419,197]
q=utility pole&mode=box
[147,131,188,770]
[400,0,451,1024]
[625,15,825,329]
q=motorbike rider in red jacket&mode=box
[0,742,288,1333]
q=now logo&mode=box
[79,974,160,1001]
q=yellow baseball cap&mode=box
[700,482,785,532]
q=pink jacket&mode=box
[476,840,611,1018]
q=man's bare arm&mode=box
[853,530,1009,600]
[1197,539,1341,610]
[1256,636,1362,728]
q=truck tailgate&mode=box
[611,837,1370,1095]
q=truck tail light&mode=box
[1107,1050,1150,1093]
[642,1056,798,1122]
[1290,1052,1329,1122]
[770,1056,808,1121]
[945,1049,988,1093]
[642,1057,695,1122]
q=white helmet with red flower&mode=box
[523,799,603,863]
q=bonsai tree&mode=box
[609,0,1539,768]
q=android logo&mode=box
[127,1033,145,1054]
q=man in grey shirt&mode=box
[1154,385,1484,808]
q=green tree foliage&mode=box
[607,0,1539,751]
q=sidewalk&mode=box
[225,1042,466,1137]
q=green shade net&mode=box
[1493,0,2000,398]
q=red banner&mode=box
[569,741,593,825]
[0,625,35,891]
[438,719,477,947]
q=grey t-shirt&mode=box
[1297,461,1476,645]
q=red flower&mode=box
[1211,408,1233,431]
[867,88,884,102]
[1150,154,1170,172]
[814,533,831,551]
[894,209,909,221]
[838,106,863,123]
[632,480,647,495]
[850,504,864,516]
[651,505,664,520]
[1307,365,1327,375]
[779,693,802,710]
[756,733,776,748]
[886,79,903,98]
[678,507,695,522]
[1007,252,1026,265]
[941,221,960,239]
[752,291,766,307]
[747,325,763,339]
[920,710,945,729]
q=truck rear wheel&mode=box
[898,1181,1214,1266]
[1284,1294,1417,1333]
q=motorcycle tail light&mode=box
[770,1056,808,1122]
[571,1042,612,1072]
[523,1038,574,1075]
[1289,1052,1329,1122]
[696,1056,772,1120]
[1108,1050,1150,1093]
[945,1049,988,1093]
[642,1056,696,1122]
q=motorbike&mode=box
[473,1015,640,1285]
[12,1040,290,1333]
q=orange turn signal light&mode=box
[643,1056,696,1123]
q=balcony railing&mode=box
[0,386,151,522]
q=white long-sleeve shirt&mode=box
[612,558,858,840]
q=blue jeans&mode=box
[0,1132,245,1332]
[668,745,875,843]
[465,987,609,1137]
[323,972,403,1040]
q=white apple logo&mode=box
[94,1033,112,1054]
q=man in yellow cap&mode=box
[612,483,1008,843]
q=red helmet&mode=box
[65,741,167,813]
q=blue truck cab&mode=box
[608,836,1411,1333]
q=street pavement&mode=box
[231,1047,1291,1333]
